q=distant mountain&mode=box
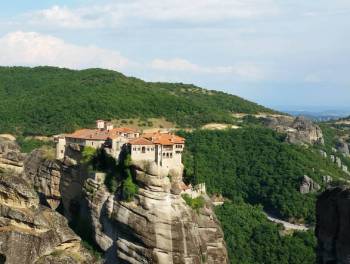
[279,107,350,122]
[0,66,274,135]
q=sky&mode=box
[0,0,349,110]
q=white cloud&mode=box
[26,0,280,29]
[0,31,130,70]
[150,58,265,80]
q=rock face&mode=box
[24,149,62,209]
[0,137,25,173]
[0,170,97,264]
[23,147,229,263]
[299,175,321,194]
[336,140,350,157]
[263,116,324,145]
[316,187,350,264]
[83,161,229,264]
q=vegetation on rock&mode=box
[181,193,205,211]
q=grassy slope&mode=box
[0,66,273,135]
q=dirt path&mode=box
[264,212,309,231]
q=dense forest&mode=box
[216,202,316,263]
[0,66,273,135]
[179,128,348,223]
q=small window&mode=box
[170,153,173,158]
[142,147,146,153]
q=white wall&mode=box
[131,144,155,162]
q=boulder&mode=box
[299,175,321,194]
[336,157,342,168]
[336,140,350,157]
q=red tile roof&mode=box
[142,132,185,145]
[129,138,154,145]
[66,127,138,141]
[65,129,110,140]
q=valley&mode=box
[0,67,349,263]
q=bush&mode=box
[104,172,118,193]
[122,171,138,202]
[82,147,96,165]
[17,137,54,153]
[40,145,56,160]
[181,194,205,211]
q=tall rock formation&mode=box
[84,161,228,263]
[316,187,350,263]
[23,145,229,263]
[0,165,97,262]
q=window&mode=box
[147,148,150,151]
[142,147,146,153]
[170,153,173,158]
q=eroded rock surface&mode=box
[0,170,97,264]
[263,116,324,145]
[316,187,350,264]
[0,137,25,173]
[84,161,228,264]
[300,175,321,194]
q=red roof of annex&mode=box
[65,127,137,141]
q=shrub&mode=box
[82,147,96,164]
[122,172,138,202]
[181,194,205,211]
[104,172,118,193]
[40,145,56,160]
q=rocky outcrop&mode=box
[316,187,350,264]
[299,175,321,194]
[83,161,228,264]
[22,147,228,263]
[0,170,97,264]
[263,116,324,145]
[0,137,25,173]
[24,149,62,209]
[336,140,350,157]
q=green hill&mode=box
[0,66,273,135]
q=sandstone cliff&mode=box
[316,187,350,263]
[0,138,97,264]
[23,144,228,263]
[83,161,228,263]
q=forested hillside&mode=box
[0,66,273,135]
[179,128,348,223]
[179,127,349,263]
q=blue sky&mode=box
[0,1,349,110]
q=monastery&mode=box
[55,120,185,171]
